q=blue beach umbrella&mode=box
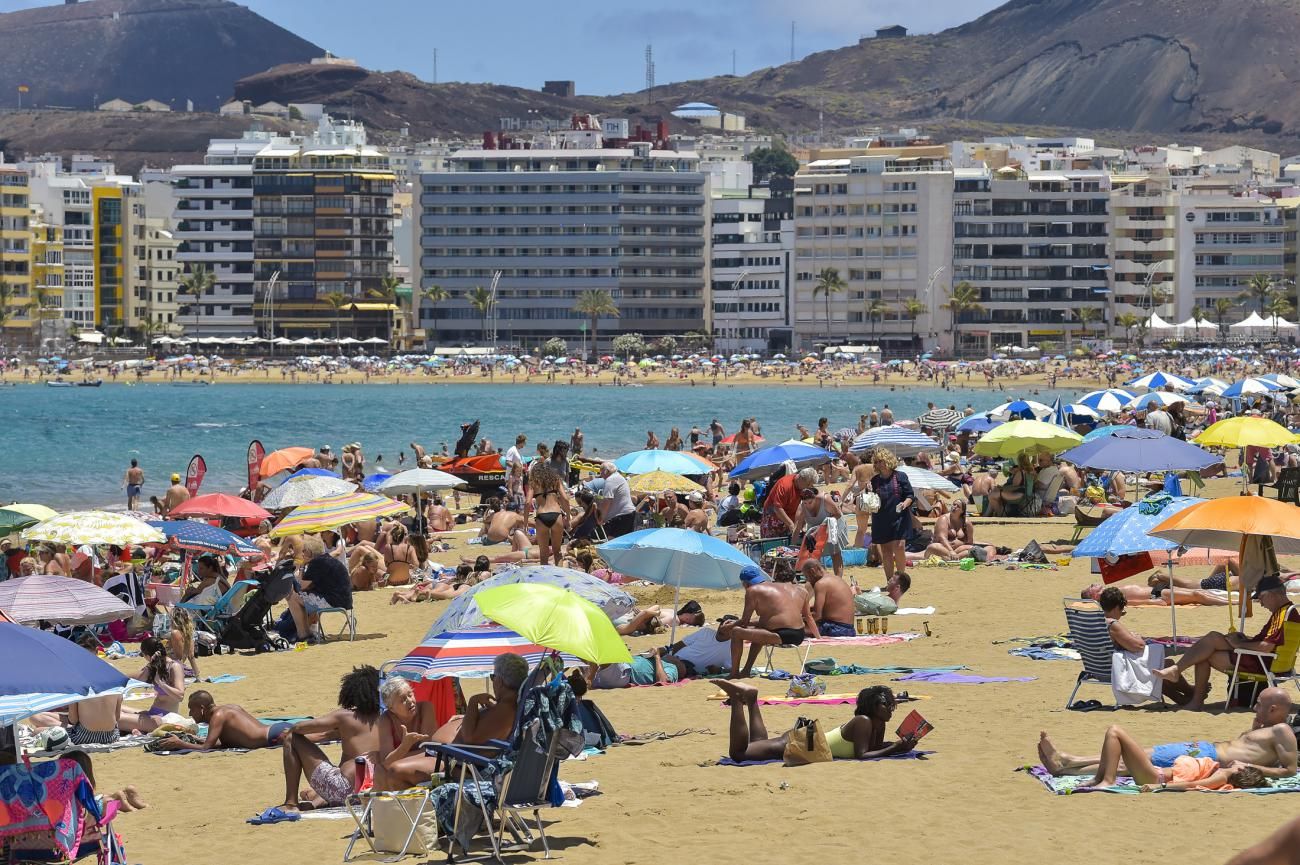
[988,399,1053,421]
[1127,371,1195,391]
[1060,429,1218,473]
[1126,391,1189,411]
[1077,389,1137,413]
[0,623,140,725]
[362,473,393,492]
[729,442,832,480]
[1221,377,1285,399]
[146,521,262,556]
[955,413,1001,434]
[1082,424,1144,443]
[613,449,709,475]
[285,467,340,481]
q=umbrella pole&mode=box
[1166,551,1177,643]
[668,580,681,649]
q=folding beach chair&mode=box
[1275,466,1300,505]
[1062,598,1116,708]
[762,640,811,677]
[0,758,127,865]
[1228,604,1300,706]
[344,783,439,862]
[175,579,258,634]
[317,605,357,641]
[1069,505,1108,544]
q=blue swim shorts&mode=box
[1150,740,1217,767]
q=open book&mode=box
[896,709,934,741]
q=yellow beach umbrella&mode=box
[21,511,164,546]
[973,419,1082,459]
[628,471,704,495]
[0,504,58,533]
[269,491,411,537]
[1194,416,1300,449]
[475,582,631,664]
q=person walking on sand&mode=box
[161,472,189,517]
[122,459,144,511]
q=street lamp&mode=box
[726,267,750,352]
[923,265,946,343]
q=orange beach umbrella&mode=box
[260,447,316,477]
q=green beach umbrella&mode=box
[474,583,631,665]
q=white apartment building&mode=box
[170,136,265,336]
[951,168,1111,355]
[792,152,953,355]
[711,179,794,353]
[1110,173,1177,321]
[123,198,180,334]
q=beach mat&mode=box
[27,733,151,758]
[707,692,931,706]
[808,633,922,647]
[895,671,1036,685]
[1021,764,1300,795]
[717,750,933,767]
[1008,647,1081,661]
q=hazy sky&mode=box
[2,0,1007,94]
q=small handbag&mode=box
[861,490,882,514]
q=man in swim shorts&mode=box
[1037,687,1297,782]
[729,565,816,679]
[802,560,857,638]
[123,459,144,511]
[154,691,307,752]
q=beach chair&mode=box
[175,579,257,634]
[1062,598,1116,708]
[316,605,356,641]
[1228,606,1300,706]
[0,758,127,865]
[761,640,811,677]
[1069,505,1108,543]
[1275,466,1300,505]
[344,783,439,862]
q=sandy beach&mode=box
[83,473,1295,865]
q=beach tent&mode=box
[1230,312,1269,333]
[1146,313,1177,331]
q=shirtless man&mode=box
[479,504,530,550]
[161,472,190,517]
[155,691,297,751]
[925,499,995,560]
[409,441,427,467]
[259,665,382,822]
[803,560,856,638]
[122,459,144,511]
[683,492,711,533]
[1037,687,1297,787]
[1081,582,1229,608]
[425,495,453,533]
[659,491,688,528]
[729,566,817,678]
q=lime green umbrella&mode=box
[474,583,631,665]
[0,504,57,534]
[973,419,1082,459]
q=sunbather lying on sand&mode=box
[153,691,305,751]
[1082,582,1229,607]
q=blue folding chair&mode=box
[176,579,258,634]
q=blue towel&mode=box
[718,750,933,766]
[205,674,245,684]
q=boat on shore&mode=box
[44,380,73,388]
[77,380,103,387]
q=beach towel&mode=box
[1021,764,1300,795]
[894,607,936,615]
[807,633,922,647]
[715,750,933,767]
[1112,642,1164,705]
[205,674,246,684]
[894,672,1036,685]
[26,733,151,758]
[1008,647,1081,661]
[707,692,931,706]
[0,759,93,857]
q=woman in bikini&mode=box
[378,524,418,587]
[530,465,570,565]
[117,637,186,733]
[37,545,65,576]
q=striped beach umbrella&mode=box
[1220,377,1285,399]
[1126,391,1188,410]
[259,474,356,510]
[269,491,411,537]
[145,521,263,558]
[1077,389,1137,414]
[427,565,636,635]
[388,626,583,681]
[916,407,964,430]
[849,425,941,457]
[21,511,164,546]
[0,573,133,625]
[1126,371,1195,391]
[898,466,958,492]
[613,449,710,475]
[987,399,1053,421]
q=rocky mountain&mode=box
[0,0,322,111]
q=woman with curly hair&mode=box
[869,448,914,588]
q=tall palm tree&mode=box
[140,318,165,355]
[179,265,215,336]
[1115,312,1140,347]
[421,284,450,347]
[1190,306,1208,340]
[322,291,349,342]
[466,285,495,344]
[900,297,926,342]
[1213,297,1234,341]
[30,284,53,351]
[812,268,846,344]
[1265,288,1295,339]
[942,281,983,358]
[1073,306,1101,339]
[572,289,620,359]
[367,275,402,347]
[1240,273,1275,314]
[865,297,888,339]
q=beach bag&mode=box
[786,673,826,698]
[782,717,832,766]
[860,490,881,514]
[372,798,440,854]
[853,591,897,617]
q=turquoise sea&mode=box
[0,381,1080,509]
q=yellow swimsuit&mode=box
[823,724,855,759]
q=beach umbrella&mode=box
[1220,377,1285,399]
[1078,389,1137,414]
[144,521,263,558]
[973,419,1082,459]
[259,446,316,477]
[168,494,272,521]
[599,527,754,644]
[0,503,58,533]
[0,623,144,725]
[426,566,637,636]
[849,425,941,457]
[283,467,340,481]
[1082,424,1145,443]
[0,574,133,625]
[1060,429,1218,473]
[628,471,704,495]
[954,413,1001,434]
[898,466,958,492]
[259,475,356,510]
[1260,373,1300,389]
[1127,371,1195,391]
[613,449,710,475]
[21,511,164,546]
[475,583,631,665]
[987,399,1053,421]
[268,491,411,537]
[361,473,393,492]
[388,626,584,681]
[1194,416,1299,450]
[729,442,832,481]
[916,407,964,430]
[1126,391,1188,411]
[1192,377,1230,392]
[377,469,464,495]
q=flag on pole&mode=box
[185,454,207,498]
[246,439,264,493]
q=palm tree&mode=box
[367,275,402,347]
[140,318,166,355]
[865,297,888,339]
[942,281,983,358]
[420,284,450,347]
[1074,306,1101,339]
[1213,297,1234,341]
[812,268,846,344]
[572,289,620,359]
[1265,288,1295,339]
[466,285,495,344]
[1190,306,1209,340]
[1240,273,1275,314]
[179,265,215,336]
[322,291,349,342]
[30,284,53,351]
[900,298,926,342]
[1115,312,1141,347]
